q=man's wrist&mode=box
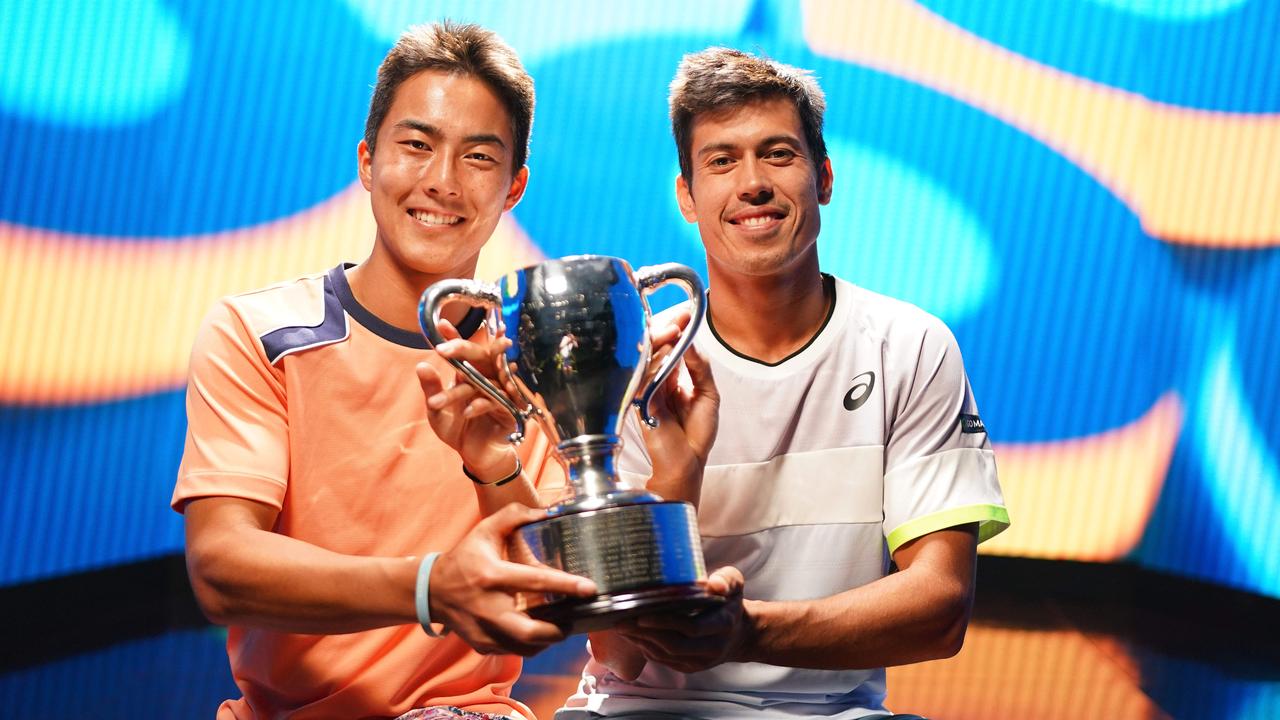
[646,460,705,504]
[731,598,765,663]
[415,552,450,637]
[462,452,521,486]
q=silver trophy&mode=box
[420,255,716,633]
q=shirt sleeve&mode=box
[171,300,290,513]
[882,315,1009,554]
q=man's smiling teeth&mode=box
[409,209,462,225]
[737,214,779,227]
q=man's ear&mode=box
[817,157,833,205]
[357,140,373,192]
[504,165,530,211]
[675,174,698,223]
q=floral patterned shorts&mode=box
[394,707,514,720]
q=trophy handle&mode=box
[633,263,707,428]
[418,279,528,444]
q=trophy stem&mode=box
[557,434,624,500]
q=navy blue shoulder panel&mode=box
[328,263,485,348]
[260,273,349,365]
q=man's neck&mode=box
[706,256,830,365]
[346,249,476,332]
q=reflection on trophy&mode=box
[420,255,717,633]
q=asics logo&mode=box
[843,371,876,411]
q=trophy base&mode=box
[514,500,715,634]
[526,583,724,634]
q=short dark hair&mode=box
[669,47,827,184]
[364,21,534,171]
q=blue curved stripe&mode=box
[0,0,192,126]
[0,629,238,715]
[342,0,752,61]
[0,0,385,236]
[1089,0,1250,21]
[0,391,187,586]
[1193,332,1280,596]
[917,0,1280,112]
[1234,250,1280,470]
[815,139,997,325]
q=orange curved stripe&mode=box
[803,0,1280,247]
[886,623,1169,719]
[517,624,1169,719]
[0,182,543,405]
[981,393,1183,561]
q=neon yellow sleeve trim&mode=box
[886,503,1011,555]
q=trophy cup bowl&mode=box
[420,255,719,633]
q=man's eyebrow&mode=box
[393,120,440,136]
[392,121,506,149]
[757,134,804,150]
[696,142,739,158]
[463,133,506,148]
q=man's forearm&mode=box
[738,527,979,670]
[739,569,970,670]
[189,522,420,634]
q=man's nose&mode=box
[736,159,772,203]
[421,153,461,197]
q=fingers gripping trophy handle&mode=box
[418,280,527,444]
[633,263,707,428]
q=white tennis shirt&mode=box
[558,275,1009,719]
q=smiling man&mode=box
[559,48,1011,719]
[172,23,597,720]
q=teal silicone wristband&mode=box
[415,552,449,637]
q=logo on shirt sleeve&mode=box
[960,413,986,434]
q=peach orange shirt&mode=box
[173,266,562,720]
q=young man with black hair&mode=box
[174,22,595,719]
[561,47,1010,720]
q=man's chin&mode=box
[407,250,485,280]
[725,250,806,278]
